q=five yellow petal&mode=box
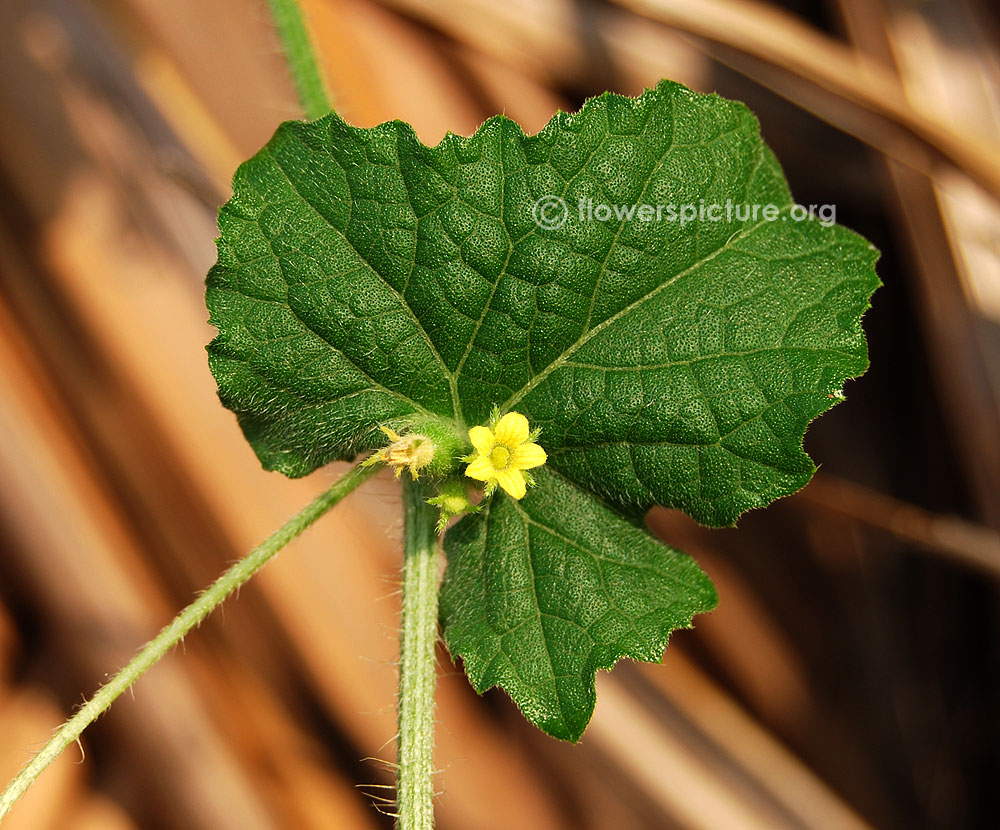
[468,425,494,456]
[496,468,527,500]
[464,454,495,482]
[493,412,530,446]
[511,442,547,469]
[463,410,546,499]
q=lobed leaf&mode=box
[441,468,716,741]
[206,80,879,738]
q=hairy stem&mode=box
[265,0,331,119]
[0,463,376,822]
[397,478,441,829]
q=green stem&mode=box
[0,463,376,823]
[265,0,332,119]
[397,478,441,829]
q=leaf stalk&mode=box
[397,478,441,829]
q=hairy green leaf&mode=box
[206,80,879,739]
[441,468,716,740]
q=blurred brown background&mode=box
[1,0,999,828]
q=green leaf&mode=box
[440,467,716,740]
[207,80,877,524]
[206,79,879,739]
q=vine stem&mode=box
[397,478,441,829]
[0,462,377,823]
[265,0,332,119]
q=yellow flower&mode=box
[464,412,546,499]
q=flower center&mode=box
[489,445,511,470]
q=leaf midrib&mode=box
[499,215,773,413]
[266,106,792,438]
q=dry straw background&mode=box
[1,0,999,828]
